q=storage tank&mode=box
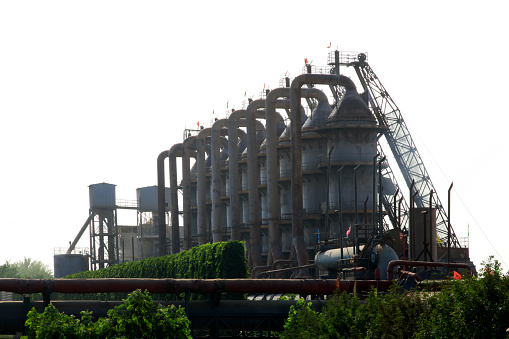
[89,183,116,209]
[137,186,170,212]
[54,250,89,278]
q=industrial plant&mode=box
[54,51,473,280]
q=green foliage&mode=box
[417,256,509,338]
[281,256,509,339]
[61,241,247,300]
[0,257,53,279]
[280,298,328,339]
[24,289,191,339]
[64,241,247,280]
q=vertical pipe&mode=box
[169,143,183,255]
[325,146,334,236]
[372,153,379,236]
[409,179,415,259]
[290,73,356,269]
[265,87,328,261]
[196,129,211,245]
[211,120,228,243]
[157,150,169,256]
[227,113,243,241]
[337,166,345,261]
[398,198,403,230]
[394,188,399,228]
[132,236,134,262]
[429,190,434,262]
[448,182,453,263]
[422,210,428,261]
[362,196,368,254]
[412,191,418,259]
[354,165,360,229]
[246,100,267,267]
[378,156,386,238]
[265,93,290,262]
[182,136,196,250]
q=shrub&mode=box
[281,257,509,339]
[24,289,191,339]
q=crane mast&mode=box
[342,53,460,247]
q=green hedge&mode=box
[65,241,247,279]
[61,241,248,300]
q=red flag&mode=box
[196,121,199,127]
[285,70,288,77]
[244,90,246,97]
[226,101,228,109]
[327,42,331,48]
[304,57,309,64]
[212,109,215,115]
[454,271,462,280]
[263,83,265,89]
[346,225,352,237]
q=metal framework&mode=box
[338,52,460,247]
[378,143,410,232]
[89,208,119,270]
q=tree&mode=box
[0,257,53,279]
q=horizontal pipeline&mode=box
[0,278,393,295]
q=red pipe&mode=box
[386,260,472,280]
[0,278,392,296]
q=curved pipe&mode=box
[182,136,197,250]
[196,128,212,245]
[227,111,264,242]
[227,110,245,241]
[386,260,472,281]
[266,87,331,263]
[169,143,183,254]
[157,150,170,256]
[211,119,229,243]
[290,75,357,268]
[246,100,268,267]
[212,131,229,243]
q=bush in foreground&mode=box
[24,290,191,339]
[282,257,509,339]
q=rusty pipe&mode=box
[0,278,391,296]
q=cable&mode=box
[408,121,508,271]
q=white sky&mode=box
[0,1,507,273]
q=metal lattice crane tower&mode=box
[338,52,460,247]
